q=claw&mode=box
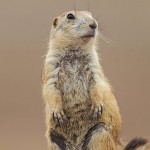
[91,104,103,121]
[53,110,68,128]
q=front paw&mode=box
[91,104,103,121]
[53,110,68,128]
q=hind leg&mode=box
[46,129,60,150]
[81,123,116,150]
[45,104,69,150]
[47,130,67,150]
[48,142,60,150]
[48,130,76,150]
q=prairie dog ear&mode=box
[53,18,58,28]
[83,11,92,16]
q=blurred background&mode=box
[0,0,150,149]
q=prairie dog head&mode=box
[49,11,99,50]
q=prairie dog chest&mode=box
[58,49,92,106]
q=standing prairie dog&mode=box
[42,11,147,150]
[42,10,121,150]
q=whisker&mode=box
[88,0,90,12]
[73,0,77,16]
[98,27,104,31]
[95,14,103,23]
[100,35,112,44]
[99,33,112,44]
[97,20,109,33]
[97,27,112,44]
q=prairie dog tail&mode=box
[124,137,148,150]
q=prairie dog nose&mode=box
[89,21,97,29]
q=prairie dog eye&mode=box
[67,13,75,20]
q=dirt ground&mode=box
[0,0,150,149]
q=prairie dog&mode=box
[42,11,148,150]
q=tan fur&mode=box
[42,11,122,150]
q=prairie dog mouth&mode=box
[81,31,95,38]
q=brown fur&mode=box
[42,11,148,150]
